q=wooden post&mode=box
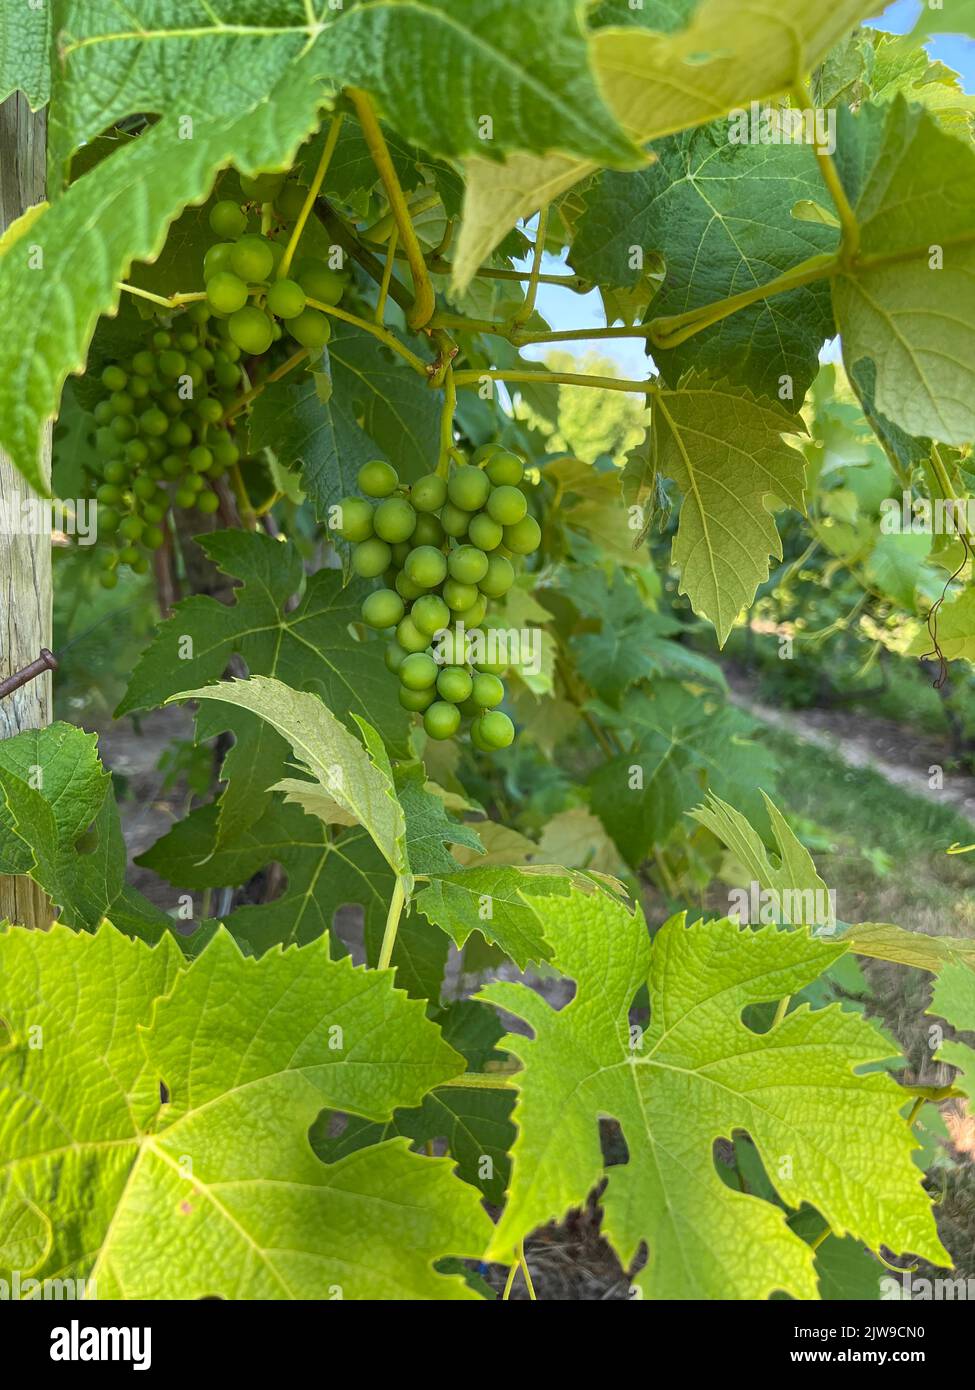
[0,93,53,928]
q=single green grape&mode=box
[448,464,491,512]
[477,710,515,749]
[188,445,213,473]
[385,642,408,675]
[118,544,141,566]
[469,718,492,752]
[195,396,224,424]
[373,497,416,543]
[94,400,115,426]
[352,537,392,578]
[161,454,184,479]
[485,450,524,486]
[395,571,426,602]
[142,503,167,524]
[111,415,136,441]
[228,306,274,355]
[133,475,157,501]
[110,391,135,416]
[412,513,444,548]
[99,570,119,590]
[188,301,211,326]
[411,473,447,513]
[166,420,193,449]
[502,514,541,555]
[472,673,504,708]
[431,628,467,666]
[471,442,503,465]
[157,350,187,381]
[203,243,235,282]
[466,593,488,627]
[209,200,247,239]
[448,545,489,585]
[118,515,144,542]
[287,308,331,349]
[97,506,121,534]
[174,487,197,508]
[239,171,286,201]
[96,483,123,506]
[423,701,461,740]
[361,589,405,629]
[443,578,478,611]
[358,459,398,498]
[400,652,439,691]
[410,593,450,637]
[396,615,431,654]
[151,330,172,350]
[143,525,166,550]
[440,503,471,539]
[468,512,503,551]
[196,490,220,515]
[103,461,129,485]
[139,406,169,437]
[487,484,528,526]
[274,181,309,222]
[230,234,274,282]
[266,278,306,320]
[101,364,128,392]
[404,545,447,589]
[399,685,436,712]
[437,666,473,704]
[130,351,155,377]
[296,258,345,305]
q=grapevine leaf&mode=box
[648,377,808,643]
[479,893,948,1294]
[909,587,975,665]
[169,676,411,884]
[396,770,485,876]
[413,865,571,969]
[573,127,837,400]
[452,0,878,290]
[929,962,975,1101]
[0,0,50,108]
[833,98,975,445]
[0,922,489,1298]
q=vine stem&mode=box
[377,875,407,970]
[349,87,436,330]
[510,204,548,328]
[375,226,398,324]
[792,81,859,261]
[222,348,310,422]
[305,297,428,374]
[437,365,457,476]
[116,281,207,309]
[771,995,791,1028]
[278,111,344,279]
[230,463,257,530]
[452,367,655,395]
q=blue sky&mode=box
[515,2,974,378]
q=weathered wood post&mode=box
[0,91,53,927]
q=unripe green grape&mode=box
[128,376,150,400]
[131,351,155,377]
[209,199,247,239]
[186,473,206,496]
[411,473,447,513]
[468,511,503,551]
[469,717,492,752]
[160,391,183,416]
[139,406,169,437]
[99,570,119,590]
[448,545,489,585]
[424,701,461,740]
[266,278,306,320]
[162,454,185,478]
[214,358,241,390]
[466,593,488,627]
[404,545,447,589]
[188,301,211,326]
[145,438,167,462]
[176,330,198,352]
[487,484,528,526]
[477,710,514,749]
[99,548,117,570]
[400,652,439,691]
[118,515,144,542]
[385,643,409,675]
[230,234,274,282]
[174,487,197,508]
[296,258,344,305]
[118,544,141,565]
[157,349,186,380]
[485,450,524,486]
[188,445,213,473]
[184,360,204,391]
[502,514,541,555]
[239,170,285,201]
[104,460,129,484]
[97,506,121,534]
[94,400,114,425]
[396,615,430,654]
[274,181,309,222]
[97,483,123,506]
[440,503,471,538]
[151,330,172,351]
[222,340,242,362]
[448,464,490,511]
[110,391,135,416]
[395,571,426,602]
[437,666,473,704]
[399,684,436,712]
[411,593,450,637]
[213,440,240,470]
[471,441,502,465]
[142,503,167,524]
[472,672,504,708]
[192,345,215,370]
[287,308,331,349]
[229,306,274,355]
[193,397,222,425]
[204,244,236,282]
[101,364,128,392]
[443,578,478,611]
[361,589,405,629]
[143,524,165,550]
[352,537,391,578]
[196,490,220,515]
[412,513,444,547]
[358,459,398,498]
[111,415,135,441]
[373,497,416,543]
[95,426,121,456]
[131,553,151,575]
[133,475,157,501]
[431,628,468,666]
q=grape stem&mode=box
[509,204,548,328]
[437,363,457,477]
[304,297,428,374]
[115,281,207,310]
[792,80,859,262]
[278,110,345,279]
[230,463,258,531]
[348,87,436,330]
[222,348,310,422]
[375,226,399,324]
[377,875,407,970]
[452,367,656,395]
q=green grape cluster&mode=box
[336,445,541,749]
[87,303,243,586]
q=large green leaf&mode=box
[452,0,877,290]
[929,961,975,1101]
[479,892,947,1296]
[0,0,50,108]
[573,126,837,400]
[0,47,329,489]
[833,98,975,445]
[0,922,488,1298]
[413,865,572,970]
[170,676,411,883]
[641,378,807,643]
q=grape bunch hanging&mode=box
[337,446,540,749]
[86,169,346,584]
